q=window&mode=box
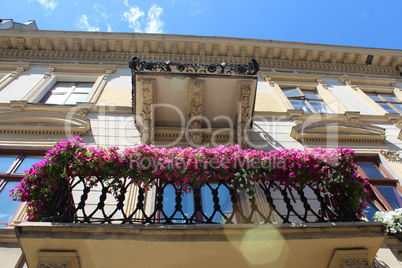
[0,153,43,228]
[366,92,402,114]
[357,158,402,221]
[282,87,332,113]
[40,82,93,105]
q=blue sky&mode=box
[1,0,402,50]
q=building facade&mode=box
[1,22,402,267]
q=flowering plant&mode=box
[10,136,370,221]
[374,209,402,241]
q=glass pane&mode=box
[378,103,399,114]
[381,94,399,102]
[44,93,67,104]
[51,82,75,92]
[303,91,321,100]
[15,156,43,174]
[390,103,402,114]
[162,183,194,223]
[363,201,379,221]
[0,181,20,228]
[367,93,382,102]
[377,186,402,210]
[290,100,313,113]
[310,101,332,113]
[65,93,89,105]
[358,162,386,178]
[74,83,93,93]
[0,155,17,173]
[201,183,233,223]
[282,88,302,98]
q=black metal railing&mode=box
[129,56,259,75]
[42,175,360,224]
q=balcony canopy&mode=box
[129,57,259,147]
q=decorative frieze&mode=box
[0,38,10,49]
[16,38,26,50]
[185,43,192,55]
[378,56,386,66]
[240,47,246,58]
[129,41,136,53]
[280,49,286,60]
[306,50,313,61]
[199,44,206,56]
[343,53,350,64]
[212,44,219,56]
[73,39,81,51]
[115,41,122,52]
[45,40,53,51]
[139,78,155,144]
[227,46,234,57]
[267,48,273,58]
[390,57,398,67]
[143,41,150,53]
[380,150,401,161]
[319,52,325,62]
[293,49,300,60]
[237,83,252,147]
[171,43,178,54]
[31,39,40,50]
[100,40,108,52]
[59,40,67,51]
[254,47,260,58]
[331,53,337,64]
[355,54,362,64]
[157,42,164,53]
[187,80,205,146]
[86,39,94,52]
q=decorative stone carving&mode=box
[317,79,328,89]
[185,43,192,55]
[86,39,94,52]
[45,40,53,51]
[37,251,80,268]
[227,46,234,57]
[115,41,122,52]
[293,49,300,60]
[31,39,40,50]
[355,54,362,64]
[378,56,386,66]
[306,50,313,61]
[254,47,260,58]
[171,43,178,54]
[129,41,136,53]
[212,44,219,56]
[267,48,273,58]
[59,40,67,51]
[331,53,337,64]
[199,44,206,56]
[319,52,326,62]
[16,38,26,50]
[390,57,398,67]
[0,38,10,49]
[238,84,252,147]
[380,150,401,161]
[240,47,247,57]
[343,53,350,64]
[76,108,89,117]
[140,79,154,144]
[157,42,164,53]
[187,80,204,146]
[100,40,107,52]
[265,76,275,87]
[280,49,286,60]
[345,80,357,90]
[143,41,150,53]
[73,39,81,51]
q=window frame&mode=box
[22,64,115,105]
[39,81,94,105]
[366,92,402,114]
[0,150,45,228]
[282,86,332,113]
[356,156,402,213]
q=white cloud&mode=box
[123,6,144,33]
[29,0,58,11]
[123,0,129,7]
[78,14,100,32]
[145,4,164,33]
[106,23,112,32]
[94,4,108,19]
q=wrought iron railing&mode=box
[129,56,259,75]
[42,175,360,224]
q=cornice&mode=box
[0,31,401,76]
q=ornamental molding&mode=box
[187,79,205,146]
[291,120,386,144]
[0,111,90,136]
[139,78,155,144]
[380,150,401,162]
[0,34,401,76]
[328,249,371,268]
[37,251,80,268]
